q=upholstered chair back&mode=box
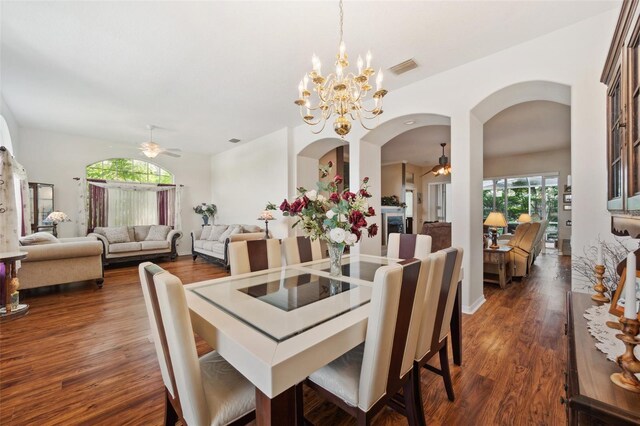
[139,263,210,425]
[228,239,282,275]
[357,258,429,411]
[387,233,432,260]
[507,223,531,248]
[282,236,324,265]
[415,247,463,360]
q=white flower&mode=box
[339,214,347,222]
[345,232,357,245]
[326,209,336,219]
[329,227,346,243]
[306,189,317,201]
[317,194,325,202]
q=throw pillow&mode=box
[104,226,131,244]
[208,225,228,241]
[200,226,213,240]
[134,226,150,241]
[218,225,241,242]
[242,225,261,233]
[19,232,59,246]
[145,225,172,241]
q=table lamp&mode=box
[257,210,274,239]
[44,211,71,237]
[484,211,507,249]
[517,213,532,223]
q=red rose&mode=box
[279,199,290,212]
[334,174,343,184]
[300,196,310,208]
[367,223,378,237]
[363,177,369,183]
[289,199,303,213]
[351,227,362,242]
[342,191,356,202]
[329,192,341,203]
[366,206,375,217]
[328,160,333,168]
[349,210,367,228]
[359,188,371,198]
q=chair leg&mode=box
[439,339,455,402]
[405,365,427,426]
[164,389,179,426]
[295,382,305,426]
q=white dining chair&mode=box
[282,236,325,265]
[387,233,432,260]
[410,247,464,424]
[301,257,431,426]
[139,262,256,426]
[228,239,281,275]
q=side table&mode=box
[483,246,513,289]
[0,251,29,321]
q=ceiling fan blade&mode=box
[162,151,182,158]
[166,148,182,152]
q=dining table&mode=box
[185,253,463,426]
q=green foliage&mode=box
[86,158,174,184]
[193,203,217,217]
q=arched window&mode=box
[86,158,173,184]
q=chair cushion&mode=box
[200,226,213,240]
[146,225,171,241]
[109,242,142,253]
[19,232,59,246]
[134,225,151,241]
[308,343,364,407]
[208,225,229,241]
[140,240,170,250]
[104,226,131,244]
[199,351,255,426]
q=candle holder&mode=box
[606,316,640,393]
[592,264,610,303]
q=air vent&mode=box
[228,138,241,143]
[389,58,418,75]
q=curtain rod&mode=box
[72,177,183,187]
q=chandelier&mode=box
[431,143,452,176]
[294,0,388,137]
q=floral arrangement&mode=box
[276,162,377,246]
[381,195,407,208]
[193,203,217,217]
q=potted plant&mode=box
[193,203,217,226]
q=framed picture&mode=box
[609,267,640,320]
[566,220,572,226]
[563,193,572,203]
[563,204,572,211]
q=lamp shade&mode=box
[45,211,71,224]
[517,213,532,223]
[257,210,274,221]
[484,211,507,228]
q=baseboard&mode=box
[462,296,486,315]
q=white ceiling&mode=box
[382,124,450,167]
[1,1,616,155]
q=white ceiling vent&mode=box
[389,58,418,75]
[228,138,241,143]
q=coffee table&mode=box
[483,246,513,288]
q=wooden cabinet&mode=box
[28,182,54,234]
[602,0,640,236]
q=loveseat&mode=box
[88,225,182,266]
[18,233,104,289]
[191,224,266,266]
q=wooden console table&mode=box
[0,251,29,321]
[483,246,513,288]
[565,292,640,425]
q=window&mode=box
[86,158,173,184]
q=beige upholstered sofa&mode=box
[18,235,104,289]
[88,225,182,266]
[191,224,266,266]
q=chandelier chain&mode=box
[339,0,344,47]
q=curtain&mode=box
[0,147,19,253]
[157,190,168,225]
[20,180,31,236]
[89,183,108,231]
[107,188,157,226]
[77,177,88,235]
[174,185,182,230]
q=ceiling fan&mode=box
[423,143,451,177]
[139,125,182,158]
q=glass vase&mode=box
[328,242,345,277]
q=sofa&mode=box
[18,233,104,289]
[88,225,182,266]
[192,224,267,266]
[421,221,452,252]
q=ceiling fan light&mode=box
[142,150,159,158]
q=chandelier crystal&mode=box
[295,0,388,137]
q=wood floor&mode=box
[0,254,570,425]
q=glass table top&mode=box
[297,255,396,282]
[189,268,372,342]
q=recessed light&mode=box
[404,120,415,125]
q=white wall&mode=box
[17,127,211,255]
[210,128,290,239]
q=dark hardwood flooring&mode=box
[0,254,570,425]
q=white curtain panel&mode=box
[174,185,182,230]
[0,147,20,253]
[107,188,158,227]
[77,177,88,236]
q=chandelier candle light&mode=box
[295,0,388,137]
